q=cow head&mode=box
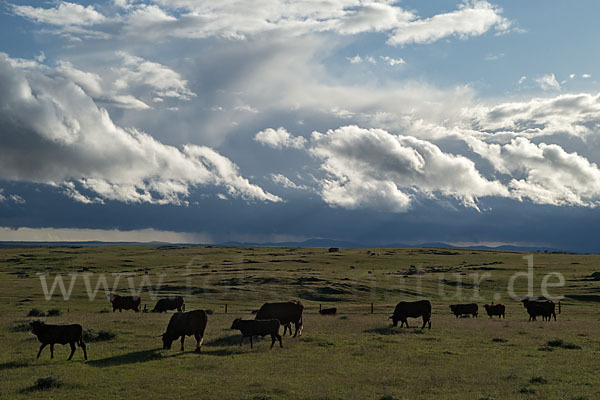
[30,320,45,334]
[389,315,398,327]
[483,304,490,310]
[231,318,242,330]
[162,332,174,349]
[449,305,456,312]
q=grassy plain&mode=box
[0,245,599,399]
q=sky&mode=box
[1,1,600,251]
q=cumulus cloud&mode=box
[466,137,600,207]
[270,174,309,190]
[0,53,279,205]
[536,73,560,91]
[255,127,307,149]
[308,126,508,212]
[0,189,25,204]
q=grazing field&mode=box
[0,246,599,399]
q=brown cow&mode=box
[255,301,304,337]
[30,320,88,360]
[390,300,432,329]
[161,310,208,352]
[109,294,141,312]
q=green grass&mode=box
[0,245,599,399]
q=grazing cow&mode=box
[521,298,557,321]
[161,310,208,352]
[449,303,478,318]
[319,307,337,315]
[152,296,185,313]
[231,318,282,349]
[255,301,304,337]
[30,320,87,360]
[109,294,141,312]
[390,300,432,329]
[483,304,505,318]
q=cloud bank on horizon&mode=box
[2,0,600,249]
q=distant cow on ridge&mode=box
[109,294,141,312]
[449,303,478,318]
[30,320,87,360]
[390,300,432,329]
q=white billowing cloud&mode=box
[536,73,560,91]
[11,1,106,26]
[380,56,406,66]
[467,137,600,207]
[113,52,195,100]
[309,126,508,212]
[0,189,25,204]
[255,127,307,149]
[387,0,511,46]
[10,0,512,47]
[53,52,195,109]
[270,174,308,190]
[0,53,279,205]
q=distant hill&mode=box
[0,239,569,253]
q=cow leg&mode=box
[37,343,47,359]
[68,342,76,360]
[270,334,276,349]
[249,336,253,349]
[240,336,244,347]
[50,344,55,359]
[293,323,299,338]
[180,336,185,352]
[421,316,427,329]
[80,342,88,360]
[277,333,283,348]
[194,333,203,353]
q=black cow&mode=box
[109,294,141,312]
[161,310,208,352]
[449,303,478,318]
[522,298,557,321]
[30,320,87,360]
[319,307,337,315]
[255,301,304,337]
[153,296,185,313]
[390,300,432,329]
[231,318,282,349]
[483,304,505,318]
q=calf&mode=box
[449,303,478,318]
[30,320,87,360]
[484,304,505,318]
[231,318,282,349]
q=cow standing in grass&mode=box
[484,304,505,318]
[161,310,208,352]
[522,298,557,321]
[449,303,478,318]
[255,301,304,337]
[153,296,185,313]
[109,294,141,312]
[30,320,88,360]
[231,318,283,349]
[390,300,432,329]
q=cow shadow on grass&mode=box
[365,326,426,335]
[204,334,242,347]
[87,349,167,367]
[0,361,29,371]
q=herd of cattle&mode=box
[28,295,561,360]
